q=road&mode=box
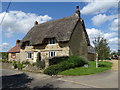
[1,68,118,89]
[0,60,118,89]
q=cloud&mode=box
[108,37,118,44]
[86,28,118,51]
[81,0,118,15]
[0,43,10,52]
[110,18,118,31]
[91,14,117,26]
[0,11,52,38]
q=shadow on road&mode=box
[2,73,33,89]
[2,73,59,89]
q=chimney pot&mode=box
[34,21,38,26]
[75,6,80,17]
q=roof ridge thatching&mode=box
[20,14,90,46]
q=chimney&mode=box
[75,6,80,17]
[16,40,20,46]
[34,21,38,26]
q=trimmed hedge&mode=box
[49,56,68,65]
[44,56,88,75]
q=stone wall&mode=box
[88,53,96,61]
[20,46,35,63]
[20,42,69,64]
[8,53,20,61]
[69,21,88,60]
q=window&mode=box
[49,51,56,57]
[48,38,56,44]
[26,41,31,46]
[11,53,15,58]
[27,52,32,59]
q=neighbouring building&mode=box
[8,6,96,66]
[88,46,96,61]
[8,40,20,61]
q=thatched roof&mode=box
[20,14,90,46]
[88,46,96,54]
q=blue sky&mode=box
[0,1,119,52]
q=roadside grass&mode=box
[58,61,112,76]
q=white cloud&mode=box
[0,11,52,38]
[110,18,118,31]
[108,37,118,44]
[92,14,117,26]
[0,43,10,52]
[86,28,118,51]
[81,0,118,15]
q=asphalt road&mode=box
[1,68,118,89]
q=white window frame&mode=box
[49,51,56,57]
[48,38,56,44]
[27,52,32,59]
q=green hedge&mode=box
[44,56,88,75]
[49,56,68,65]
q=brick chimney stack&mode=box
[75,6,80,17]
[16,40,20,46]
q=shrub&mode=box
[32,63,37,66]
[49,56,68,65]
[12,60,17,69]
[22,60,30,65]
[2,59,9,63]
[36,52,45,69]
[44,56,88,75]
[17,61,24,70]
[37,60,45,69]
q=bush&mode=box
[2,59,9,63]
[12,60,17,69]
[49,56,68,65]
[22,60,30,65]
[17,61,24,70]
[36,52,45,69]
[37,60,45,69]
[44,56,88,75]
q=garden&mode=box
[44,56,112,76]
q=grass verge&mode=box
[58,61,112,76]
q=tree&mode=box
[2,52,8,60]
[93,36,110,60]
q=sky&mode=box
[0,0,119,52]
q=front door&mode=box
[34,51,38,62]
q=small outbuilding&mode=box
[8,40,20,61]
[88,46,96,61]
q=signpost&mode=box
[96,53,98,68]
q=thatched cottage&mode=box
[8,6,96,65]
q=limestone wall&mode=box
[20,43,69,63]
[8,53,20,61]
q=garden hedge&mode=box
[44,56,88,75]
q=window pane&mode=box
[51,52,53,56]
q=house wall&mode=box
[20,46,34,63]
[8,53,20,61]
[69,21,88,60]
[88,53,96,61]
[20,42,69,63]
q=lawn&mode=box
[58,61,112,76]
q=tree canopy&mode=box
[93,36,110,60]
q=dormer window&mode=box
[26,41,31,46]
[48,38,57,44]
